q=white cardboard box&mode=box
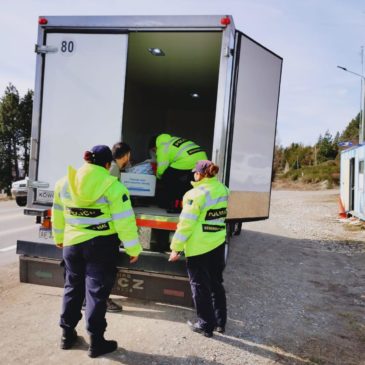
[120,173,156,196]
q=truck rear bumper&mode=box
[17,241,192,307]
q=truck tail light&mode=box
[39,17,48,25]
[42,217,52,230]
[220,16,231,26]
[163,289,185,298]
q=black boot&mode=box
[187,320,213,337]
[88,335,118,358]
[60,328,78,349]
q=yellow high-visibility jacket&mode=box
[51,163,142,257]
[156,134,207,179]
[170,176,229,257]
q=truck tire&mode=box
[15,196,27,207]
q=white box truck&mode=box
[17,15,282,306]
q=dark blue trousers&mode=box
[157,167,194,209]
[60,234,119,336]
[186,243,227,332]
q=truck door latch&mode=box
[35,44,58,54]
[224,47,234,57]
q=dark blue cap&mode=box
[89,145,113,165]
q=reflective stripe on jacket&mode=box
[170,176,229,257]
[51,163,142,257]
[156,134,207,179]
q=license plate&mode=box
[36,189,54,204]
[39,228,52,239]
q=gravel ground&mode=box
[0,189,364,365]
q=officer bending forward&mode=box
[169,160,229,338]
[52,145,142,358]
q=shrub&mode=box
[277,160,340,188]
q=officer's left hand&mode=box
[129,256,139,264]
[168,251,180,262]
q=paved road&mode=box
[0,200,38,266]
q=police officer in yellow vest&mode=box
[169,160,229,337]
[149,133,207,213]
[52,145,142,358]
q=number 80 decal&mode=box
[60,40,75,54]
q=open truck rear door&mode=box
[30,32,129,205]
[226,32,282,221]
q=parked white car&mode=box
[11,179,27,206]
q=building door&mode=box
[349,157,355,211]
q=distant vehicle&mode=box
[11,179,27,206]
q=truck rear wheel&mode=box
[15,196,27,207]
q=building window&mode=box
[359,160,364,191]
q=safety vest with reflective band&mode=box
[170,176,229,257]
[51,163,142,257]
[156,134,207,179]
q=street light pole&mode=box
[337,64,365,144]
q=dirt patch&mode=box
[0,194,11,201]
[0,189,364,364]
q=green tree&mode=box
[18,90,33,175]
[316,130,337,163]
[283,143,313,170]
[0,84,20,193]
[0,84,33,194]
[273,143,284,180]
[332,131,340,160]
[333,131,340,147]
[340,112,360,144]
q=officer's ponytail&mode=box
[205,163,219,178]
[84,151,95,163]
[83,145,113,167]
[194,160,219,179]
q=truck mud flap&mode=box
[17,241,192,307]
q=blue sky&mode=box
[0,0,364,146]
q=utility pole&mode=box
[337,57,365,144]
[361,46,364,143]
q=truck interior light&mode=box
[38,17,48,25]
[190,93,200,98]
[148,48,165,56]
